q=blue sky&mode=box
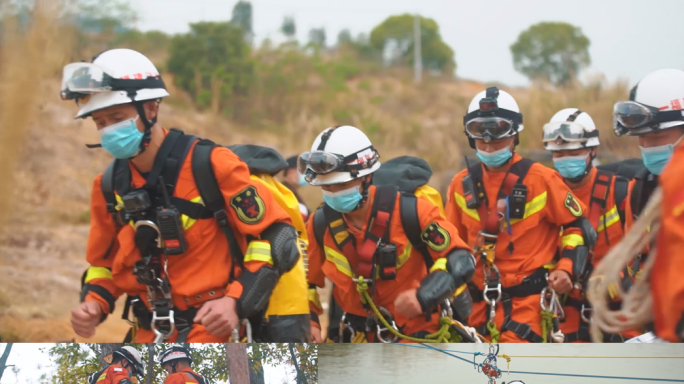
[129,0,684,87]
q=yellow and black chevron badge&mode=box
[420,222,451,252]
[564,192,583,217]
[231,186,266,224]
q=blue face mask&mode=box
[476,146,513,167]
[640,142,678,175]
[553,154,589,179]
[99,116,143,159]
[298,174,308,187]
[322,185,363,213]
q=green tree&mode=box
[281,16,296,39]
[167,21,254,115]
[510,21,591,85]
[308,27,326,48]
[337,29,352,46]
[231,0,253,43]
[369,14,455,73]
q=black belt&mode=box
[123,295,199,343]
[469,268,548,343]
[469,267,549,303]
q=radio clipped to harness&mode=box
[463,174,482,210]
[156,176,187,255]
[377,243,398,281]
[508,184,527,220]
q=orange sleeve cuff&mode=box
[84,291,111,314]
[310,319,321,329]
[555,258,574,277]
[226,282,244,299]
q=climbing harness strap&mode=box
[469,267,548,342]
[589,170,613,245]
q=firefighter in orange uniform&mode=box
[445,87,597,343]
[88,347,144,384]
[65,49,305,342]
[542,108,640,342]
[612,68,684,342]
[303,125,475,342]
[158,345,208,384]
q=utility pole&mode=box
[413,14,422,83]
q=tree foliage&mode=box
[281,16,296,39]
[369,14,455,73]
[308,28,326,48]
[231,1,253,35]
[337,29,352,46]
[167,21,254,114]
[510,21,591,85]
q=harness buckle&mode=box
[151,308,175,343]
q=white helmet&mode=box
[614,68,684,136]
[299,125,381,186]
[543,108,600,151]
[60,48,169,119]
[464,87,524,148]
[113,346,145,376]
[158,344,193,366]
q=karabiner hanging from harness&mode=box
[540,287,565,343]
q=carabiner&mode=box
[151,309,175,344]
[339,313,357,343]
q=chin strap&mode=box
[353,176,373,212]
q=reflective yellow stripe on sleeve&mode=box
[561,234,585,248]
[244,240,274,265]
[453,193,480,221]
[84,266,113,283]
[96,373,107,382]
[429,257,448,273]
[324,246,353,278]
[397,243,413,269]
[597,206,620,232]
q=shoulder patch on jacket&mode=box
[420,222,451,252]
[564,192,583,217]
[231,186,265,224]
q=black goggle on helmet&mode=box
[463,87,523,149]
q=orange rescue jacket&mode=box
[307,185,471,337]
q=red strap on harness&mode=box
[478,172,520,235]
[356,211,391,278]
[589,172,611,230]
